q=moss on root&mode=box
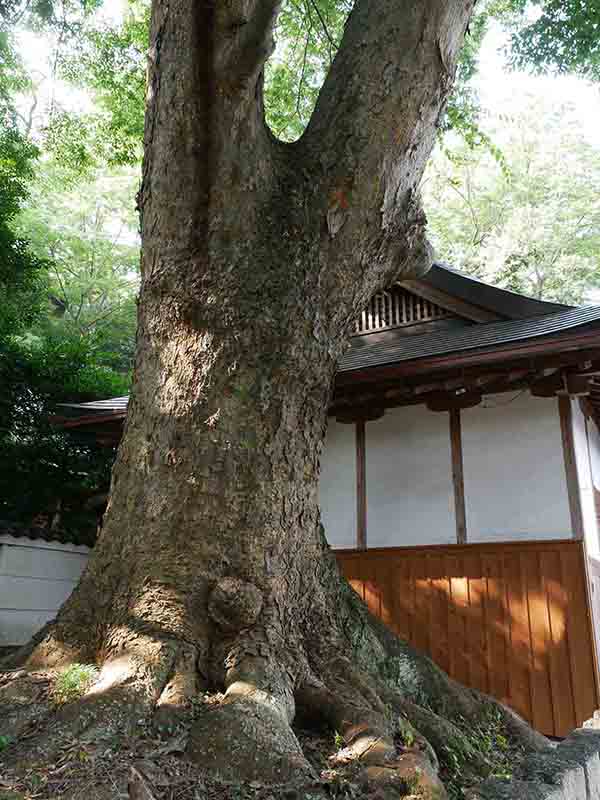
[438,706,524,799]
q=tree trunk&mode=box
[2,1,548,795]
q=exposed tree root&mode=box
[0,558,549,799]
[0,635,548,799]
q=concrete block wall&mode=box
[468,730,600,800]
[0,535,90,646]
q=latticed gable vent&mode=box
[353,285,452,335]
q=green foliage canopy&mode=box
[424,98,600,304]
[510,0,600,80]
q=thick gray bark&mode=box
[2,1,548,794]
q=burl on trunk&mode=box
[2,1,548,796]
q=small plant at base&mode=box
[0,734,13,750]
[397,718,416,748]
[52,663,99,705]
[333,730,344,750]
[398,769,421,796]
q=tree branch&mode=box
[141,0,282,275]
[216,0,282,85]
[296,13,312,119]
[308,0,336,62]
[303,0,475,297]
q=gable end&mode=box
[353,285,455,336]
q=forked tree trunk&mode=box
[3,0,548,793]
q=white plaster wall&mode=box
[462,393,571,541]
[571,400,599,556]
[319,419,357,548]
[365,405,455,547]
[588,420,600,492]
[0,536,90,645]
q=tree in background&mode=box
[424,97,600,304]
[0,158,137,531]
[510,0,600,81]
[0,23,46,341]
[40,0,600,307]
[14,161,140,369]
[52,0,519,151]
[0,334,123,541]
[0,4,138,535]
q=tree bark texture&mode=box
[2,1,549,795]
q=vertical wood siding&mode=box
[336,539,599,737]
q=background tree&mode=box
[509,0,600,80]
[14,161,140,368]
[0,23,46,340]
[0,7,137,536]
[0,159,137,533]
[0,334,124,539]
[424,97,600,303]
[52,0,519,150]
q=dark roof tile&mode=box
[423,263,570,319]
[339,305,600,373]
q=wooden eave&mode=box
[331,330,600,421]
[52,411,128,429]
[51,271,600,436]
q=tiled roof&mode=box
[339,305,600,374]
[58,396,129,414]
[422,263,569,319]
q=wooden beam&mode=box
[426,390,482,413]
[563,373,593,397]
[336,406,385,424]
[531,370,593,398]
[449,409,467,544]
[559,396,584,540]
[51,411,128,428]
[356,421,367,550]
[530,371,563,397]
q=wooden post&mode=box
[356,420,367,550]
[559,395,584,540]
[449,408,467,544]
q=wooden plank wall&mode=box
[336,539,599,738]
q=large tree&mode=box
[2,2,547,796]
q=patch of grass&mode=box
[51,663,98,705]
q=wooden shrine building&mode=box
[23,264,600,735]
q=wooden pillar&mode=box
[449,408,467,544]
[356,420,367,550]
[559,395,584,540]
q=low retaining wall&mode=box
[468,729,600,800]
[0,535,90,645]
